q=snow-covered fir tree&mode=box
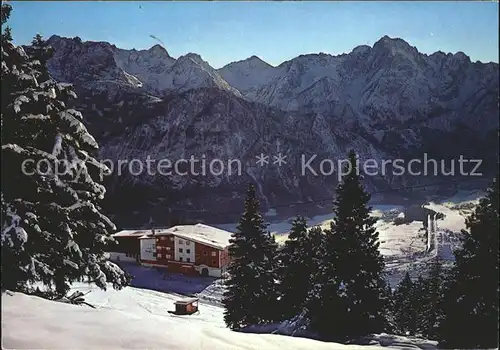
[305,223,342,339]
[278,216,315,320]
[23,33,52,82]
[267,232,282,320]
[302,225,327,314]
[392,272,418,336]
[1,6,129,297]
[417,256,445,339]
[439,176,499,348]
[307,151,389,341]
[222,184,280,329]
[306,226,325,282]
[392,258,447,339]
[411,275,429,335]
[1,4,12,42]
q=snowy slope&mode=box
[3,286,403,350]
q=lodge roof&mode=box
[114,223,233,249]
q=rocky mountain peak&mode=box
[450,51,471,64]
[147,43,170,57]
[221,55,273,71]
[247,55,273,67]
[177,52,204,64]
[372,35,419,58]
[352,45,371,55]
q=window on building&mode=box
[179,257,183,262]
[166,254,171,259]
[170,236,174,241]
[179,239,184,244]
[161,236,166,241]
[157,253,162,258]
[166,247,171,251]
[186,249,191,254]
[186,257,190,263]
[211,251,216,257]
[179,248,183,253]
[186,241,190,246]
[153,252,157,257]
[203,251,208,256]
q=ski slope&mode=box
[2,284,437,350]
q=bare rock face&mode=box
[44,35,499,227]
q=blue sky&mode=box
[7,1,499,68]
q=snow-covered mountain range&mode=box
[43,35,499,227]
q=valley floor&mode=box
[218,191,480,286]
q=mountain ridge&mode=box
[38,34,498,226]
[47,34,498,69]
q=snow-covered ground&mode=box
[1,191,481,349]
[377,220,427,258]
[2,285,437,349]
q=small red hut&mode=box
[173,298,199,315]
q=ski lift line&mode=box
[174,176,487,219]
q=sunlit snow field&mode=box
[2,283,439,350]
